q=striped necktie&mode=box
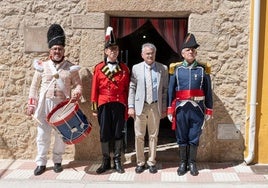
[145,66,153,104]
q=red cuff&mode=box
[167,107,173,114]
[28,98,37,107]
[205,108,213,115]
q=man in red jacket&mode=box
[91,27,130,174]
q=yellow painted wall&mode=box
[246,0,268,163]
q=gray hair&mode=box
[141,43,157,53]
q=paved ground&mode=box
[0,159,267,188]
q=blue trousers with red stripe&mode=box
[175,102,205,146]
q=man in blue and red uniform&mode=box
[167,33,213,176]
[91,27,130,174]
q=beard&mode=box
[51,55,64,64]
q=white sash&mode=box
[33,77,56,123]
[48,60,69,98]
[33,60,68,123]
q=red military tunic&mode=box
[91,61,130,118]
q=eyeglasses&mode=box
[50,47,64,52]
[107,46,119,51]
[184,48,196,52]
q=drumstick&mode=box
[31,114,42,125]
[59,99,73,117]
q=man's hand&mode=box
[167,107,173,122]
[26,106,35,116]
[128,108,135,119]
[167,114,173,122]
[205,114,211,121]
[71,91,81,102]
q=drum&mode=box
[47,100,92,145]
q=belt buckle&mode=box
[193,96,204,101]
[145,101,157,104]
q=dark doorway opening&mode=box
[116,20,184,153]
[117,20,182,70]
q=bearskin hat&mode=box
[47,24,66,48]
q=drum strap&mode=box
[34,77,56,122]
[34,60,70,122]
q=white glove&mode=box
[205,114,211,121]
[167,114,173,122]
[70,65,81,72]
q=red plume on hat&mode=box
[105,26,117,48]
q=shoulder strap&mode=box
[169,62,182,74]
[197,62,211,74]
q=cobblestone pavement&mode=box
[0,159,267,188]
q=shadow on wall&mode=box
[74,67,102,161]
[198,93,245,162]
[123,93,245,163]
[72,70,245,163]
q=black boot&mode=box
[186,145,190,171]
[189,145,199,176]
[96,142,111,174]
[177,146,187,176]
[34,165,46,176]
[113,139,125,173]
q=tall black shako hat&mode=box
[47,24,66,48]
[105,26,117,48]
[181,33,200,50]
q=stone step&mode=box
[124,142,179,163]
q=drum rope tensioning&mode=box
[47,100,92,144]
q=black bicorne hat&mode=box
[47,24,66,48]
[105,26,117,48]
[181,33,200,50]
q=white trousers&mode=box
[35,98,65,166]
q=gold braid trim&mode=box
[169,62,182,74]
[91,102,98,112]
[101,64,122,82]
[169,61,211,74]
[198,62,211,74]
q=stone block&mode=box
[72,13,106,29]
[189,14,215,32]
[217,124,240,140]
[80,30,104,68]
[24,26,48,52]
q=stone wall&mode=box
[0,0,250,162]
[0,0,103,161]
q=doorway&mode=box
[117,20,182,70]
[111,17,188,153]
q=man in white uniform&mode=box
[26,24,82,176]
